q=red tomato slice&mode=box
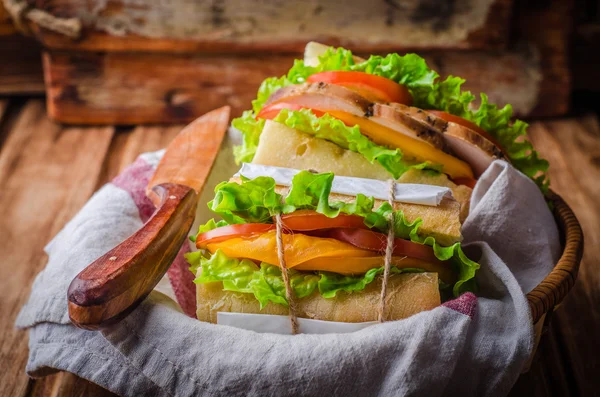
[427,110,507,154]
[196,224,276,247]
[452,177,477,189]
[307,71,412,105]
[312,228,444,265]
[279,210,369,231]
[256,102,327,120]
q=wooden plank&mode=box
[523,114,600,396]
[0,100,114,396]
[28,0,513,52]
[0,35,45,95]
[514,0,572,117]
[41,45,557,125]
[0,1,16,36]
[26,372,117,397]
[43,51,296,124]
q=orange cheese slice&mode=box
[206,230,453,281]
[327,111,474,179]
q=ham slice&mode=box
[266,83,448,151]
[390,103,506,177]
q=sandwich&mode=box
[186,42,549,325]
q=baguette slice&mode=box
[252,119,391,180]
[197,272,440,323]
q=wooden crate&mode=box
[8,0,571,123]
[27,0,514,51]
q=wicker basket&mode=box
[523,191,583,369]
[528,191,583,323]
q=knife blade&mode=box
[67,106,230,330]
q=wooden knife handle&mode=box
[67,183,198,330]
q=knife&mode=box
[67,106,230,330]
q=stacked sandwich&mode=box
[186,43,549,324]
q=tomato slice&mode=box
[311,228,444,266]
[452,177,477,189]
[279,210,369,231]
[195,223,276,247]
[256,102,327,120]
[307,71,412,105]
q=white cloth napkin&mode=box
[15,151,560,396]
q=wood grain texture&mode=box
[514,0,573,117]
[0,35,44,94]
[0,100,114,397]
[525,114,600,396]
[41,47,558,125]
[43,51,294,123]
[27,0,513,51]
[0,1,16,36]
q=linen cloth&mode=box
[16,145,561,396]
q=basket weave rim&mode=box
[526,190,583,324]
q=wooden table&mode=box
[1,98,598,396]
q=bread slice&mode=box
[252,120,391,180]
[196,272,440,323]
[398,169,471,222]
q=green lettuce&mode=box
[231,111,265,164]
[318,267,425,298]
[195,170,480,297]
[187,248,471,308]
[187,249,320,308]
[208,175,282,224]
[235,45,549,192]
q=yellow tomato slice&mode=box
[327,111,474,179]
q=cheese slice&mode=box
[327,111,474,179]
[205,230,454,282]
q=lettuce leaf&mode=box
[189,249,320,308]
[208,175,282,224]
[318,267,425,298]
[231,111,265,164]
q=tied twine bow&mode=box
[2,0,81,39]
[274,179,396,334]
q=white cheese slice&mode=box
[234,163,453,206]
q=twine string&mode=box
[378,179,396,322]
[274,214,300,335]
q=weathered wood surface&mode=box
[39,0,570,125]
[26,0,513,51]
[0,35,44,94]
[0,98,598,395]
[0,1,15,35]
[40,46,558,125]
